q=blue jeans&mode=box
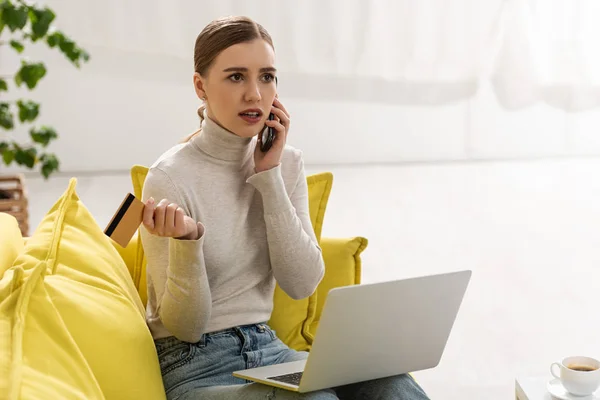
[155,323,430,400]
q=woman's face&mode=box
[194,39,277,138]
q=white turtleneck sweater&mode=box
[140,115,325,343]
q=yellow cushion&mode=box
[305,172,333,243]
[0,178,165,400]
[0,213,24,279]
[307,236,368,341]
[129,165,333,351]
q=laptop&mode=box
[233,269,472,393]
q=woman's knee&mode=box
[334,374,429,400]
[370,374,429,399]
[270,387,338,400]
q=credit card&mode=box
[104,193,145,247]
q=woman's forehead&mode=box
[212,39,275,71]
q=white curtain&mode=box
[43,0,600,110]
[492,0,600,111]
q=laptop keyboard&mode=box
[267,371,303,386]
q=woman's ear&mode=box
[193,72,207,100]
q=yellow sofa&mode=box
[0,171,368,399]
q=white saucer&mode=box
[547,379,600,400]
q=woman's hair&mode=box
[183,16,274,142]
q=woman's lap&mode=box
[175,373,427,400]
[155,323,429,400]
[176,384,338,400]
[155,323,314,398]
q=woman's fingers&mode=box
[272,97,289,118]
[265,119,286,141]
[270,106,290,129]
[175,207,186,235]
[153,199,168,235]
[143,198,196,239]
[143,197,156,230]
[165,203,178,235]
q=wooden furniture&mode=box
[0,175,29,236]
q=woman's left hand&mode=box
[254,97,290,173]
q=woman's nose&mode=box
[244,82,261,103]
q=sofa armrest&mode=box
[0,212,25,278]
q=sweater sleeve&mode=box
[246,156,325,300]
[141,167,211,343]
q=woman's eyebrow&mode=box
[222,67,277,73]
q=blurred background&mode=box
[2,0,600,398]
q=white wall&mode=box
[1,1,599,175]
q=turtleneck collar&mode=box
[191,110,254,162]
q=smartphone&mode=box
[260,112,276,152]
[260,77,278,153]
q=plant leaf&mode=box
[15,61,47,89]
[14,146,37,168]
[29,6,55,40]
[30,126,57,147]
[0,141,11,165]
[10,39,24,53]
[0,102,14,129]
[2,148,15,165]
[46,30,90,67]
[1,2,28,32]
[58,35,77,62]
[0,79,7,92]
[39,152,59,178]
[17,100,40,123]
[46,30,64,48]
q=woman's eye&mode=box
[262,73,275,83]
[229,73,243,82]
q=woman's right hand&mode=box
[143,197,200,240]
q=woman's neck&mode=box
[191,112,253,162]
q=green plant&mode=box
[0,0,89,178]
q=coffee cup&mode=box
[551,356,600,396]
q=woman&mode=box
[141,16,430,400]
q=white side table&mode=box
[515,376,554,399]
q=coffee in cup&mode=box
[568,364,598,372]
[551,356,600,396]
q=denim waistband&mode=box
[154,322,270,351]
[205,322,269,337]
